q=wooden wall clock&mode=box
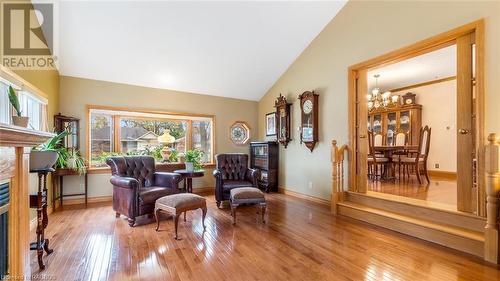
[298,91,319,152]
[230,121,251,145]
[274,94,291,148]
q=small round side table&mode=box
[174,169,205,193]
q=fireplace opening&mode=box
[0,181,9,277]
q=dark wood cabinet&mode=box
[368,104,422,145]
[250,141,278,192]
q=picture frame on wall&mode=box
[265,112,276,137]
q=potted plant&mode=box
[30,130,69,171]
[64,148,87,174]
[7,85,29,127]
[184,149,204,172]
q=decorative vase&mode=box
[29,151,58,171]
[185,162,194,172]
[12,116,29,128]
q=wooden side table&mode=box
[52,168,88,209]
[29,168,54,270]
[173,170,205,193]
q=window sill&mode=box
[88,162,215,174]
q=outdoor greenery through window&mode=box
[89,107,214,168]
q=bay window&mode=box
[88,107,214,168]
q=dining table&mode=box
[374,145,418,179]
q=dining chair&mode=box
[368,131,389,180]
[400,126,431,184]
[391,129,408,179]
[374,133,384,146]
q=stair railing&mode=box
[485,133,500,263]
[331,140,348,215]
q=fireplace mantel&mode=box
[0,123,55,148]
[0,123,54,278]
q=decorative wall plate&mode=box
[230,121,251,145]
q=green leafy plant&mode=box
[64,148,86,174]
[185,149,204,170]
[7,85,22,117]
[33,129,87,174]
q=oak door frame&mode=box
[347,20,485,215]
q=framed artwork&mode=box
[265,112,276,137]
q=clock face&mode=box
[280,108,286,117]
[230,122,250,145]
[405,98,413,105]
[303,99,313,114]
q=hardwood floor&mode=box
[30,193,499,281]
[368,175,457,208]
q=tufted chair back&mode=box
[215,153,249,180]
[107,156,156,187]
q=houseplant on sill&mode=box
[8,85,29,127]
[184,149,204,172]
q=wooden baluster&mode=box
[485,133,500,263]
[332,140,339,214]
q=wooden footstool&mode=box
[154,193,207,240]
[229,187,266,224]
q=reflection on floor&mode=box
[30,193,498,281]
[368,174,457,209]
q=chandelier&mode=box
[367,74,399,110]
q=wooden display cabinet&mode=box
[250,142,278,192]
[368,104,422,145]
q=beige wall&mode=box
[393,80,457,173]
[257,1,500,200]
[59,76,258,198]
[13,69,60,217]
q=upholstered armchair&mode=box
[106,156,182,227]
[213,153,259,208]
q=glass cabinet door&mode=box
[399,111,410,133]
[386,112,397,145]
[372,114,382,134]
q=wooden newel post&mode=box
[331,140,348,215]
[485,133,500,264]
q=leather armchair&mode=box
[213,153,259,208]
[106,156,182,226]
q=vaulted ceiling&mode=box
[57,1,347,101]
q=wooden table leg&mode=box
[59,175,63,208]
[84,173,88,205]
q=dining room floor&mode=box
[367,174,457,209]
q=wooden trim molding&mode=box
[278,187,330,206]
[347,19,485,207]
[428,170,457,180]
[390,76,456,93]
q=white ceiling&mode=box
[367,45,456,91]
[57,1,347,101]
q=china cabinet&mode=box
[368,104,422,145]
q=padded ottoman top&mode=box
[230,187,265,200]
[156,193,206,212]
